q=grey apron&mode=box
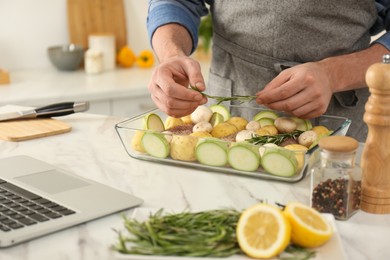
[206,0,377,142]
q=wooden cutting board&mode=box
[67,0,127,51]
[0,118,72,142]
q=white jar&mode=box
[88,33,116,71]
[84,49,103,74]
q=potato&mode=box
[262,125,278,135]
[227,117,248,131]
[284,144,308,172]
[181,114,192,124]
[255,128,270,136]
[211,122,238,138]
[165,116,185,130]
[312,125,331,138]
[190,131,213,138]
[170,135,198,161]
[131,130,146,153]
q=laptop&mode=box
[0,155,143,248]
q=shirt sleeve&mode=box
[147,0,209,53]
[371,0,390,50]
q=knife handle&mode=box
[35,101,90,118]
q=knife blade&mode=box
[0,101,90,122]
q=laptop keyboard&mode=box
[0,178,76,232]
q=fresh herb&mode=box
[113,208,316,259]
[190,85,257,105]
[246,130,304,146]
[280,245,316,260]
[113,209,242,257]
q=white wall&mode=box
[0,0,150,70]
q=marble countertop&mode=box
[0,109,389,260]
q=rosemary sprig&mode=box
[113,208,316,259]
[246,130,304,146]
[113,209,241,257]
[280,245,316,260]
[190,85,256,104]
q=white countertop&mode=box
[0,62,211,107]
[0,67,153,106]
[0,108,389,260]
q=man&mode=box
[146,0,390,141]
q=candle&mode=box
[88,33,116,71]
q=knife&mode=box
[0,101,90,122]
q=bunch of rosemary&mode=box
[190,86,257,105]
[113,208,316,259]
[246,130,304,146]
[114,209,241,257]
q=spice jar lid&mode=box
[318,136,359,152]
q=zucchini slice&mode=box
[195,139,228,167]
[253,110,279,121]
[209,104,231,121]
[141,132,170,158]
[261,147,298,177]
[228,143,260,172]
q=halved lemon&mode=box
[284,202,333,248]
[236,203,291,259]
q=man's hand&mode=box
[255,62,334,119]
[148,55,207,117]
[256,44,389,119]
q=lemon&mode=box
[117,46,136,67]
[284,202,333,248]
[237,203,291,259]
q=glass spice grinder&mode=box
[310,136,362,220]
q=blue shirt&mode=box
[147,0,390,54]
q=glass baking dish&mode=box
[115,105,351,183]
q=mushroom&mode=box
[298,130,318,148]
[190,105,213,124]
[193,121,213,133]
[235,130,256,142]
[246,120,261,131]
[274,117,297,133]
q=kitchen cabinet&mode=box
[112,95,156,118]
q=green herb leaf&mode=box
[113,209,242,257]
[113,208,316,259]
[280,245,316,260]
[246,130,304,146]
[190,85,256,105]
